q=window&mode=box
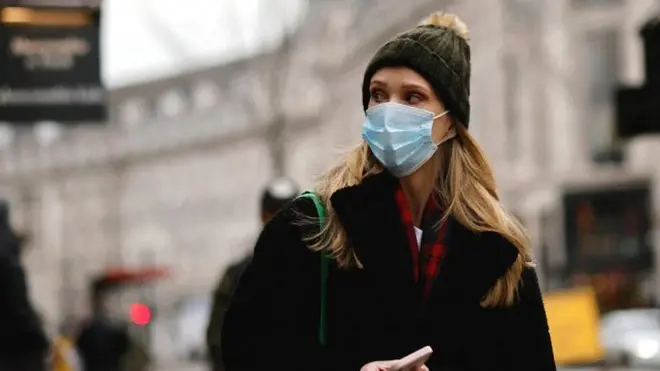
[0,123,15,149]
[582,27,622,161]
[158,90,187,117]
[584,29,620,107]
[120,99,147,126]
[192,81,220,109]
[232,74,271,122]
[502,53,520,161]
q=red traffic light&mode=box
[129,303,152,326]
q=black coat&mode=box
[76,316,131,371]
[0,249,49,370]
[222,171,556,371]
[207,255,252,371]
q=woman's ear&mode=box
[432,115,453,143]
[433,120,456,144]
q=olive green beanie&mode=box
[362,12,472,128]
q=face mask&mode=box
[362,102,452,177]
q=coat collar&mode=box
[329,170,519,302]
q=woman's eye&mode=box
[370,90,386,102]
[406,93,424,104]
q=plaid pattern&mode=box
[395,188,448,298]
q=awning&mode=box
[92,266,170,292]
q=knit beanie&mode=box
[362,12,472,128]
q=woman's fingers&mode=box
[362,360,429,371]
[360,360,397,371]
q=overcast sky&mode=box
[101,0,307,88]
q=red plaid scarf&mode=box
[395,187,448,299]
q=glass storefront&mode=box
[571,270,655,312]
[563,182,654,312]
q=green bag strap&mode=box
[298,190,329,346]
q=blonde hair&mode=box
[303,12,533,308]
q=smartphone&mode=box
[390,346,433,371]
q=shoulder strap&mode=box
[298,191,329,347]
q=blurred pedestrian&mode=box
[121,338,150,371]
[222,11,556,371]
[0,200,50,371]
[75,282,131,371]
[206,177,299,371]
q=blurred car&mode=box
[600,308,660,368]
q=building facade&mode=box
[503,0,660,308]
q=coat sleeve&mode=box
[220,200,321,371]
[514,268,557,371]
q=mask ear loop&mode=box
[433,110,450,120]
[436,129,456,145]
[432,110,455,145]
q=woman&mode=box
[222,11,556,371]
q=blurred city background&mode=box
[2,0,660,370]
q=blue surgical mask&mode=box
[362,102,452,177]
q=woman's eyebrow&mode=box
[369,79,387,88]
[401,82,431,94]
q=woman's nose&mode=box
[388,96,406,105]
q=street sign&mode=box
[641,17,660,87]
[615,17,660,139]
[0,5,105,123]
[615,87,660,139]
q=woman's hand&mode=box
[360,360,429,371]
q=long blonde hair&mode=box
[304,12,533,307]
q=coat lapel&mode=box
[330,171,416,288]
[433,218,520,304]
[329,170,520,304]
